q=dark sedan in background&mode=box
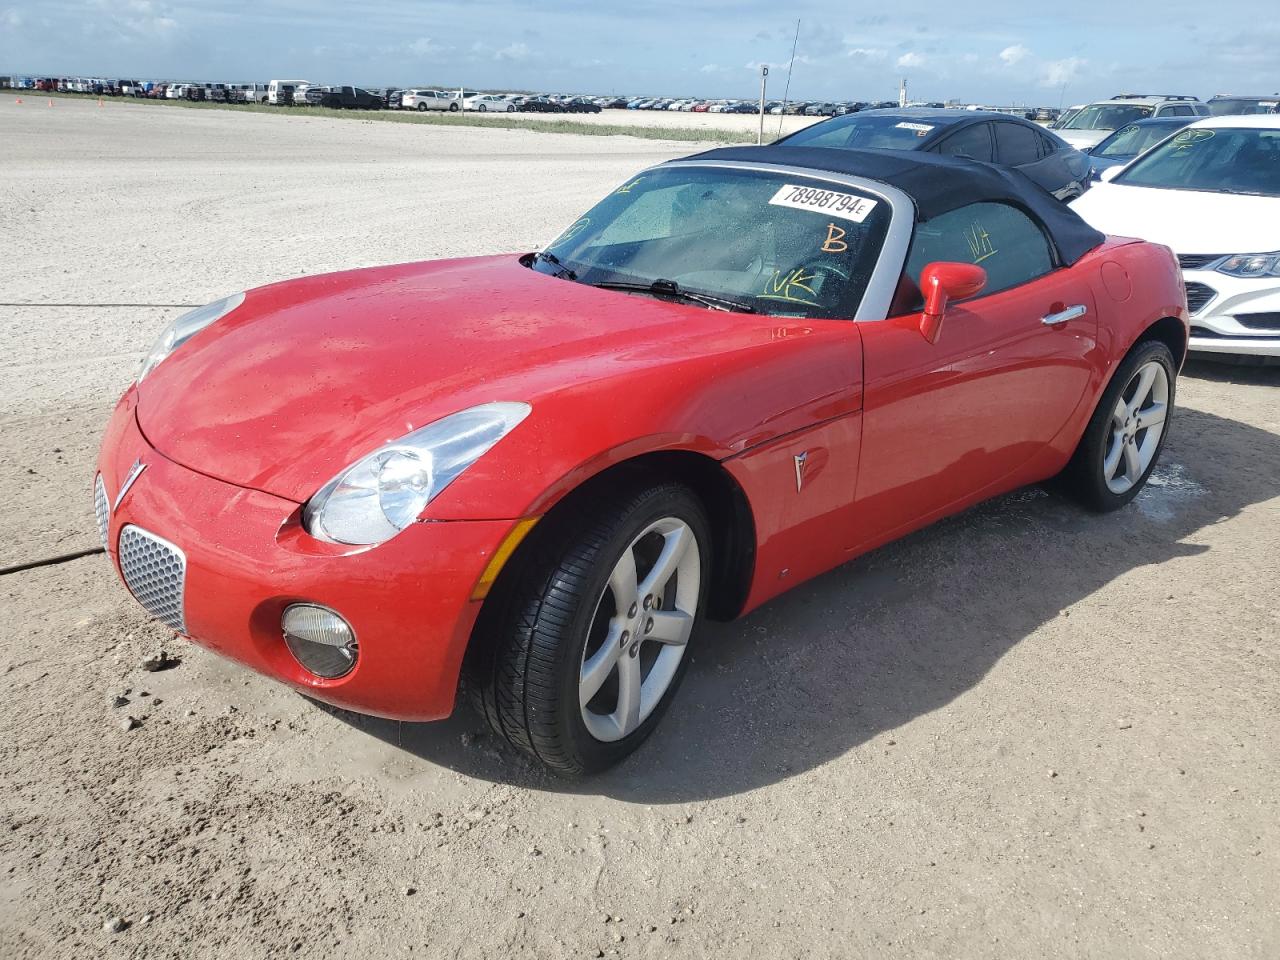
[1084,117,1192,181]
[775,107,1091,200]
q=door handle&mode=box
[1041,304,1087,326]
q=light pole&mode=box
[757,65,769,145]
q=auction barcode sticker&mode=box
[768,184,879,223]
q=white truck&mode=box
[267,80,311,106]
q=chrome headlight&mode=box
[1214,253,1280,279]
[302,401,531,546]
[138,292,245,382]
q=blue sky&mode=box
[3,1,1278,106]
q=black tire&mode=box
[464,482,711,776]
[416,102,427,112]
[479,103,486,112]
[449,101,459,112]
[1054,338,1177,512]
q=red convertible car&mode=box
[96,146,1187,774]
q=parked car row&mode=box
[1071,113,1280,362]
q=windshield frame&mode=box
[539,160,914,322]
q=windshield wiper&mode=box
[534,250,577,280]
[586,277,756,313]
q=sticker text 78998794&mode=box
[768,184,879,223]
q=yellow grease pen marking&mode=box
[556,217,590,244]
[965,221,998,264]
[615,177,645,194]
[760,267,820,306]
[821,222,848,253]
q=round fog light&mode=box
[282,604,358,679]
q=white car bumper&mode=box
[1182,266,1280,358]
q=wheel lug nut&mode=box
[627,602,638,618]
[619,630,630,647]
[644,617,654,634]
[643,595,653,610]
[628,641,640,658]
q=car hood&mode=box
[136,255,836,503]
[1070,183,1280,254]
[1058,130,1110,149]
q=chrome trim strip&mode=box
[112,459,146,513]
[658,159,916,322]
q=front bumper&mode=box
[96,391,519,721]
[1183,267,1280,358]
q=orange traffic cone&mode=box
[48,98,54,107]
[14,97,22,105]
[97,97,104,107]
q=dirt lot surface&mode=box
[2,97,1278,960]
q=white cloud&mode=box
[1041,56,1087,86]
[408,36,445,57]
[846,47,887,62]
[896,51,925,68]
[999,44,1030,66]
[2,7,23,28]
[494,41,531,62]
[699,64,727,74]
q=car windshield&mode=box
[1208,98,1279,116]
[778,114,938,151]
[1093,123,1181,159]
[532,166,892,319]
[1050,107,1083,129]
[1115,126,1280,196]
[1062,104,1154,131]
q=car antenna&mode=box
[778,18,800,138]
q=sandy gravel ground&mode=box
[1,97,1278,960]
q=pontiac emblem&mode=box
[113,458,147,512]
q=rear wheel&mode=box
[449,101,460,112]
[465,482,710,775]
[1055,339,1176,511]
[416,102,427,112]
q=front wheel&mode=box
[416,102,427,112]
[449,101,459,112]
[479,103,486,112]
[465,482,710,775]
[1055,339,1176,511]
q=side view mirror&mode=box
[919,262,987,343]
[1099,164,1124,183]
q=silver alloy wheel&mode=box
[578,517,700,743]
[1103,359,1170,495]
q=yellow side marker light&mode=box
[470,517,540,600]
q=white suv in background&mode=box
[1056,95,1209,150]
[1071,115,1280,361]
[401,89,460,112]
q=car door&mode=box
[853,201,1098,549]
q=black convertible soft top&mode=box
[673,145,1106,266]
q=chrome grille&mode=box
[1184,281,1216,315]
[118,525,187,632]
[1177,253,1223,270]
[94,475,110,551]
